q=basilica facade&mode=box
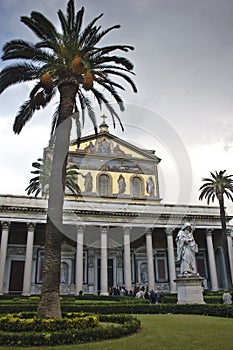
[0,120,233,295]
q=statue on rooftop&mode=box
[82,172,93,192]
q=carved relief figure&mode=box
[60,262,69,284]
[102,138,111,153]
[118,174,126,194]
[176,222,198,275]
[140,262,148,283]
[95,137,111,153]
[84,141,95,153]
[146,176,155,196]
[82,172,93,192]
[113,144,125,156]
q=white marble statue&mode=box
[176,222,198,275]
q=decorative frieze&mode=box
[8,247,26,255]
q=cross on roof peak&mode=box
[101,114,107,124]
[99,114,109,133]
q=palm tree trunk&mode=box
[219,197,226,235]
[218,196,231,289]
[37,83,78,318]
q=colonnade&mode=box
[0,221,232,295]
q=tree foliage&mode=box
[25,157,80,197]
[0,0,136,138]
[199,170,233,204]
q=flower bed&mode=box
[0,312,140,346]
[0,312,98,332]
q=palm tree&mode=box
[25,157,80,197]
[0,0,136,318]
[199,170,233,287]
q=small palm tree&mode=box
[199,170,233,232]
[25,157,80,197]
[199,170,233,287]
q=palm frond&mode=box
[94,74,125,91]
[30,12,58,41]
[91,87,124,130]
[96,69,137,93]
[78,13,103,47]
[82,26,101,48]
[72,109,81,146]
[67,0,75,32]
[94,78,125,111]
[50,106,59,140]
[2,45,52,63]
[13,99,36,134]
[21,12,58,41]
[75,7,84,35]
[78,91,97,129]
[20,16,45,39]
[88,26,121,47]
[57,9,68,37]
[94,55,134,71]
[0,63,40,94]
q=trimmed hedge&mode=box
[0,293,225,306]
[0,302,233,317]
[62,303,233,317]
[0,294,147,303]
[0,313,140,347]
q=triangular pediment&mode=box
[69,131,161,163]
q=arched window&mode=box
[98,174,111,196]
[131,176,143,197]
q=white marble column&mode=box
[146,229,155,291]
[166,227,177,293]
[226,230,233,285]
[100,226,108,295]
[206,229,218,291]
[123,227,132,292]
[23,223,36,296]
[76,225,85,294]
[0,222,10,295]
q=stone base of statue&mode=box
[174,273,205,304]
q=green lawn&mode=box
[0,314,232,350]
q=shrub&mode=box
[0,313,140,347]
[0,312,98,332]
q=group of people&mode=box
[108,285,164,303]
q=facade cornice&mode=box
[0,205,45,213]
[0,204,227,219]
[0,195,232,228]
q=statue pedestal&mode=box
[174,274,205,304]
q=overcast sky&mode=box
[1,0,233,215]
